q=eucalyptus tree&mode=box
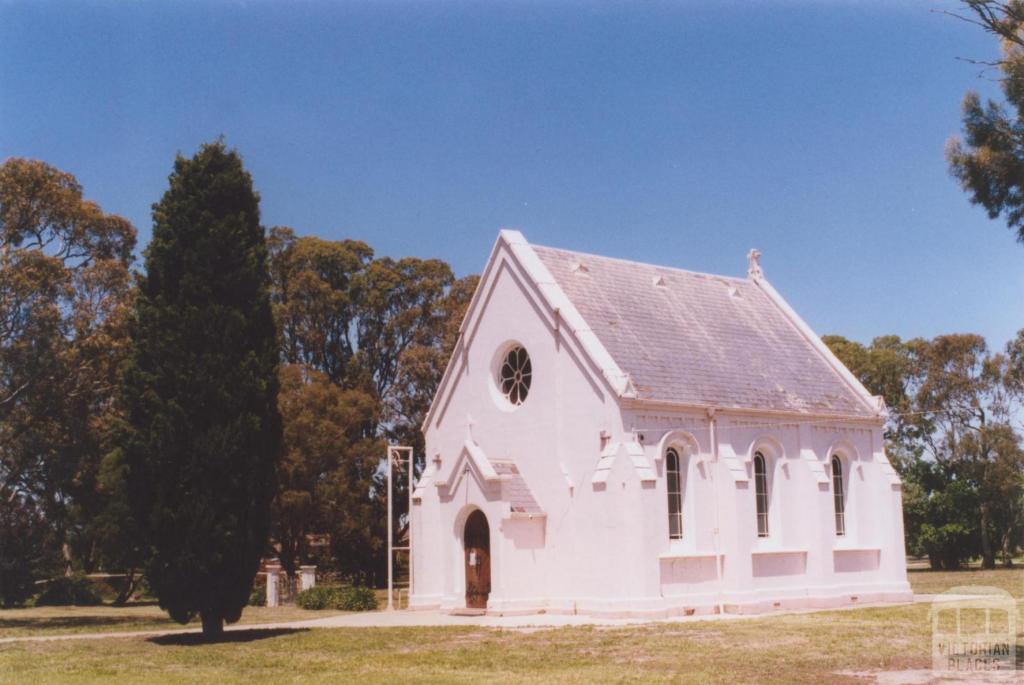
[268,227,475,583]
[827,332,1024,568]
[909,334,1024,568]
[0,158,136,586]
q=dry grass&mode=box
[907,563,1024,598]
[0,609,943,685]
[0,566,1020,684]
[0,604,346,638]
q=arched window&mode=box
[832,455,846,536]
[754,452,769,537]
[666,448,683,539]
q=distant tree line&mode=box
[825,333,1024,569]
[0,147,475,612]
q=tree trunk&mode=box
[62,542,73,576]
[113,570,137,606]
[980,503,995,569]
[200,611,224,640]
[1001,528,1015,567]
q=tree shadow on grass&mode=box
[149,628,308,646]
[0,615,171,632]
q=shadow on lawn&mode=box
[149,628,308,646]
[0,615,169,632]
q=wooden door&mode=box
[464,510,491,609]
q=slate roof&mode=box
[531,244,874,418]
[491,461,544,515]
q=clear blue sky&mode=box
[1,1,1020,349]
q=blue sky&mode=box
[1,1,1020,350]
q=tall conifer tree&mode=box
[124,142,280,638]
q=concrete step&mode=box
[448,608,487,617]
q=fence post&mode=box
[265,564,281,607]
[299,565,316,592]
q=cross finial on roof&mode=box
[747,248,763,279]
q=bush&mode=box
[35,575,103,606]
[295,585,378,611]
[336,585,378,611]
[296,585,336,610]
[248,584,266,606]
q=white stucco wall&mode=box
[410,237,912,617]
[412,239,627,612]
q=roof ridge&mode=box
[531,243,750,284]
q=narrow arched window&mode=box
[754,452,769,537]
[832,455,846,536]
[666,448,683,539]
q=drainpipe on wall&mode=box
[708,407,725,616]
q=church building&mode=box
[409,230,912,617]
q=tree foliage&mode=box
[123,142,281,637]
[909,334,1024,567]
[826,331,1024,569]
[268,227,476,584]
[947,1,1024,242]
[0,151,476,600]
[273,363,377,576]
[821,334,919,455]
[0,158,136,594]
[387,274,479,455]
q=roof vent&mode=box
[571,261,589,274]
[728,285,741,298]
[652,275,667,287]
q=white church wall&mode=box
[412,232,912,616]
[416,241,626,612]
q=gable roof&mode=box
[529,241,878,418]
[421,230,880,434]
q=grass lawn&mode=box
[0,604,347,639]
[0,566,1020,684]
[908,565,1024,597]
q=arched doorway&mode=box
[463,509,491,609]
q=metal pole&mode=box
[408,447,414,599]
[386,445,394,611]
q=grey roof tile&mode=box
[532,244,872,417]
[491,461,544,514]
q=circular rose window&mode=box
[499,345,531,406]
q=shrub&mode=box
[296,585,336,610]
[248,584,266,606]
[295,585,378,611]
[336,586,378,611]
[35,575,103,606]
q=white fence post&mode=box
[299,565,316,592]
[265,564,281,607]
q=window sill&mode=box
[832,544,880,553]
[750,547,807,556]
[658,550,723,561]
